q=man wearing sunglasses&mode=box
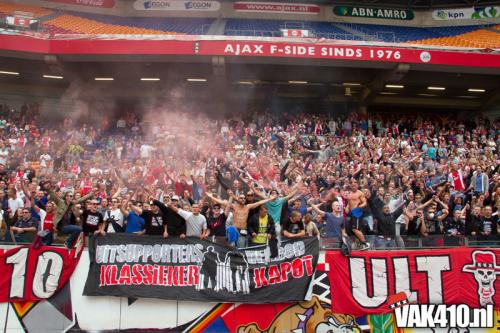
[82,200,105,237]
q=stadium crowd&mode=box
[0,101,499,250]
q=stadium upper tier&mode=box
[0,1,499,48]
[48,12,214,35]
[0,1,51,18]
[224,19,500,48]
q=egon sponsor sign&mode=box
[134,0,220,11]
[234,2,320,14]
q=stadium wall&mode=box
[2,245,500,332]
[14,0,500,26]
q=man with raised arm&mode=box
[167,202,208,240]
[344,178,370,250]
[130,198,171,237]
[206,191,277,248]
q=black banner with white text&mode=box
[83,234,319,303]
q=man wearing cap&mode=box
[81,200,105,237]
[165,195,187,237]
[203,202,230,238]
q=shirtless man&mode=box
[344,178,370,250]
[206,191,276,248]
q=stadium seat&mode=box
[0,1,52,17]
[410,25,500,48]
[223,19,499,48]
[44,15,178,35]
[54,12,214,35]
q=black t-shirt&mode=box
[478,216,498,235]
[406,217,421,236]
[207,213,227,237]
[82,210,104,234]
[165,208,186,236]
[141,210,166,236]
[283,219,304,235]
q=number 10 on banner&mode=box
[6,248,64,299]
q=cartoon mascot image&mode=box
[237,296,361,333]
[462,250,500,307]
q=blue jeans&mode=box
[42,232,54,245]
[374,236,396,249]
[236,235,248,249]
[61,225,82,246]
[363,215,374,233]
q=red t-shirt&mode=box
[450,171,465,192]
[43,213,55,232]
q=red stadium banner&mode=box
[326,248,500,317]
[0,34,499,68]
[42,0,115,8]
[0,244,83,302]
[196,40,500,68]
[233,2,320,14]
[281,29,310,37]
[6,16,37,27]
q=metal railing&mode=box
[2,234,498,251]
[321,234,500,250]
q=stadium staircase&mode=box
[332,23,379,42]
[207,18,226,36]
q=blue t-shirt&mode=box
[125,211,145,233]
[325,212,344,238]
[266,197,286,224]
[427,147,437,160]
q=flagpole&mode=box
[3,302,9,333]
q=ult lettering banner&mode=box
[327,248,500,317]
[84,234,319,303]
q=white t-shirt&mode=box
[140,145,153,159]
[0,148,9,165]
[40,154,52,168]
[178,209,207,237]
[105,208,125,233]
[117,119,126,128]
[8,197,24,217]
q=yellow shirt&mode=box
[253,215,269,244]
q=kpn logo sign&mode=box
[432,6,500,20]
[390,292,494,329]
